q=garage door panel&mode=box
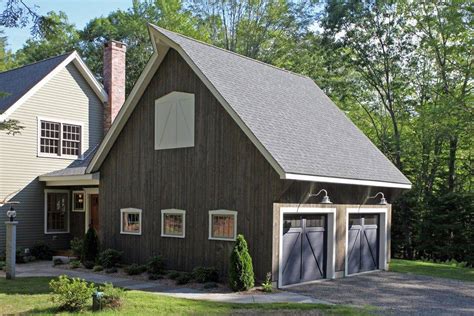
[348,214,379,275]
[361,227,378,272]
[348,226,361,275]
[282,230,302,286]
[302,230,325,281]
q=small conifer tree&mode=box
[82,226,99,263]
[229,234,255,291]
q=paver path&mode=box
[6,261,328,305]
[289,271,474,315]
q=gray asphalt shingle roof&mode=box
[0,53,71,114]
[152,25,410,185]
[41,146,98,177]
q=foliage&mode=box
[16,248,35,263]
[390,259,474,282]
[229,234,255,291]
[93,265,103,272]
[0,261,5,271]
[167,270,180,280]
[30,243,53,260]
[147,255,165,275]
[97,248,122,269]
[70,260,80,269]
[261,272,273,293]
[49,275,95,311]
[98,282,125,309]
[0,119,24,135]
[52,258,63,266]
[192,266,219,283]
[124,263,147,275]
[82,227,99,263]
[70,237,83,259]
[175,272,192,285]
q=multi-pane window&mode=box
[72,191,84,212]
[161,209,185,238]
[45,191,69,233]
[120,208,142,235]
[39,119,81,158]
[209,210,237,241]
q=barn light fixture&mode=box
[370,192,387,205]
[308,189,332,204]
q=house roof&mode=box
[87,25,410,189]
[0,51,107,120]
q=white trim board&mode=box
[39,173,100,186]
[161,209,186,238]
[284,174,412,189]
[344,207,388,277]
[278,206,336,288]
[208,210,237,241]
[120,208,142,235]
[0,51,107,122]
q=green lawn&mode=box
[0,277,368,315]
[390,259,474,282]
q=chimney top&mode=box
[105,40,127,50]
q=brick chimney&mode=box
[103,40,126,133]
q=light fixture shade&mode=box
[379,197,387,205]
[321,195,332,204]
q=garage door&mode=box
[281,214,326,286]
[348,214,379,275]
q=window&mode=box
[155,91,195,150]
[209,210,237,241]
[38,118,82,158]
[161,209,185,238]
[44,190,69,234]
[72,191,84,212]
[120,208,142,235]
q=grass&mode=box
[390,259,474,282]
[0,277,368,315]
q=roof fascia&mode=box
[283,173,412,189]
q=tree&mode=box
[229,234,254,291]
[82,227,99,265]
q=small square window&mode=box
[209,210,237,241]
[161,209,185,238]
[72,191,84,212]
[120,208,142,235]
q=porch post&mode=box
[5,221,18,279]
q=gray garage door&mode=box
[281,214,326,286]
[348,214,379,275]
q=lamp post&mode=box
[4,201,19,280]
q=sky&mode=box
[2,0,133,52]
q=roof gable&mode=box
[87,24,410,189]
[0,52,107,120]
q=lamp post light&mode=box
[4,201,19,280]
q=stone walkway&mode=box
[6,261,329,305]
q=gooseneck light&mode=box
[370,192,387,205]
[308,189,332,204]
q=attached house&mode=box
[1,24,411,288]
[83,25,411,287]
[0,42,125,251]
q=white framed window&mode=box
[72,191,85,212]
[120,208,142,235]
[37,117,83,159]
[209,210,237,241]
[155,91,195,150]
[44,189,70,234]
[161,209,186,238]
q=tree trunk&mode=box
[448,135,458,192]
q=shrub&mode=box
[82,260,95,269]
[192,266,219,283]
[175,272,192,285]
[70,238,84,259]
[99,283,125,309]
[97,249,122,269]
[168,271,180,280]
[229,234,255,291]
[93,265,104,272]
[147,255,165,275]
[261,272,273,293]
[49,275,95,311]
[70,260,80,269]
[124,264,147,275]
[83,227,99,263]
[105,267,118,274]
[0,261,5,271]
[53,258,64,266]
[31,243,53,260]
[0,250,5,261]
[16,248,35,263]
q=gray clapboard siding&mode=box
[0,63,103,251]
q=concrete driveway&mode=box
[287,271,474,315]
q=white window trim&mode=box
[44,189,70,234]
[37,116,84,160]
[120,208,142,235]
[345,208,388,277]
[161,209,186,238]
[72,190,85,212]
[208,210,237,241]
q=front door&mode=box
[281,214,327,286]
[347,214,379,275]
[90,194,99,232]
